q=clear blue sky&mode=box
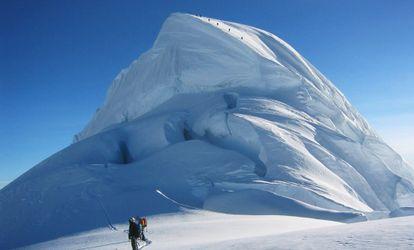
[1,0,413,186]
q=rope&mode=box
[98,199,117,231]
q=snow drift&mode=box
[1,13,414,249]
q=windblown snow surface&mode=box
[1,13,414,249]
[21,211,414,250]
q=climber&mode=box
[128,217,140,250]
[139,217,148,241]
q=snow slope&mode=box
[22,212,414,250]
[21,210,342,250]
[1,13,414,249]
[200,214,414,250]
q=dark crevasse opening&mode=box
[183,127,193,141]
[223,92,238,109]
[118,141,133,164]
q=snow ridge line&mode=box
[156,189,199,209]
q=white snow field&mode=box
[1,13,414,249]
[22,211,414,250]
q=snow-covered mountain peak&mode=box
[76,13,373,142]
[1,13,413,249]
